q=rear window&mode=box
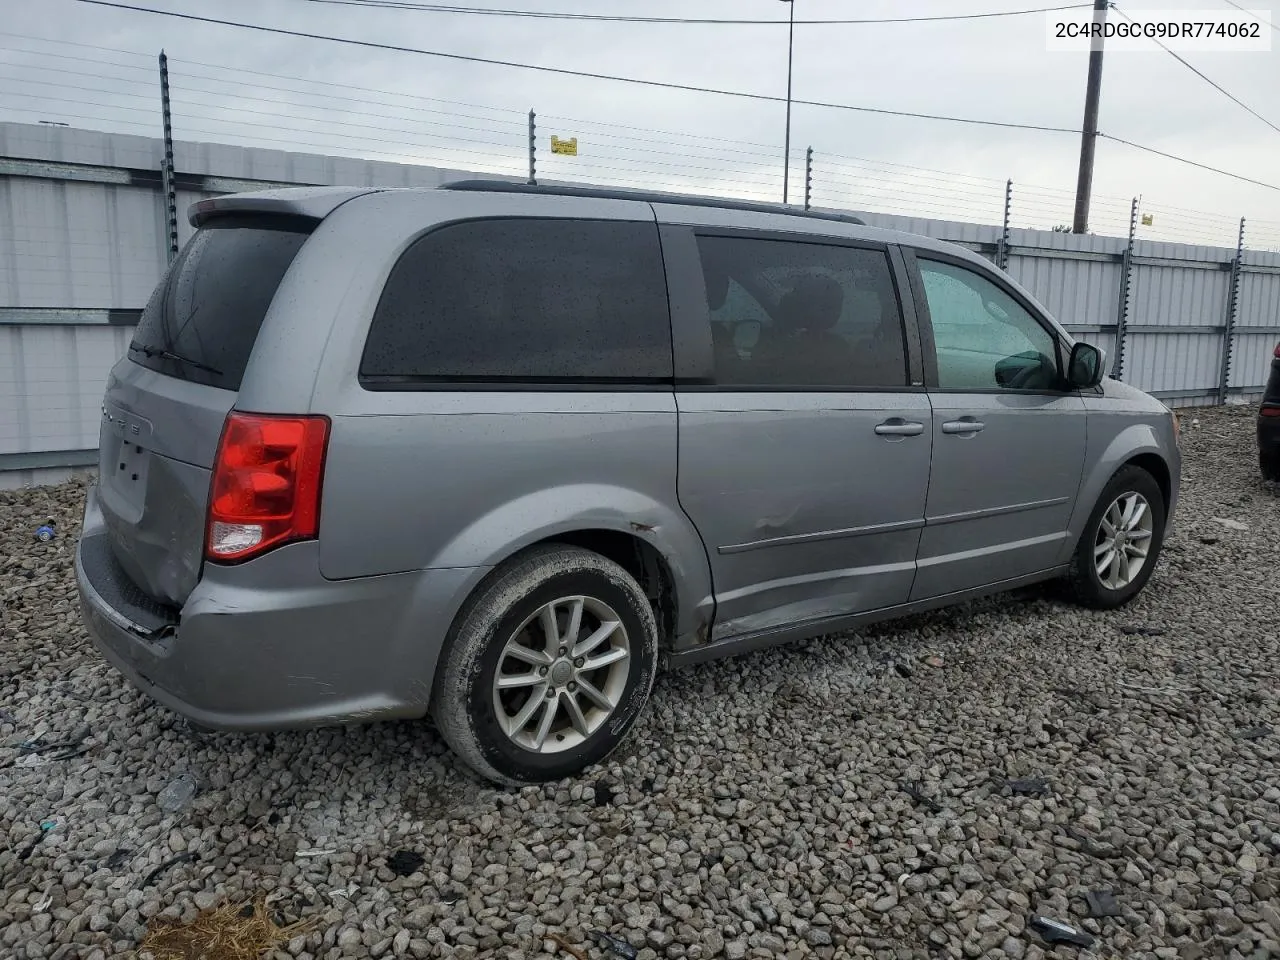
[129,216,312,390]
[360,218,673,385]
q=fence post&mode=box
[527,109,537,185]
[1217,216,1246,403]
[803,146,813,211]
[158,50,179,263]
[995,178,1012,270]
[1110,197,1138,379]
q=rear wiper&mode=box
[130,343,223,377]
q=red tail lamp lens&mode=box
[206,412,329,562]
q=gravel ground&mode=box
[2,404,1278,960]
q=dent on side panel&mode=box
[710,550,919,640]
[676,394,933,643]
[317,393,714,648]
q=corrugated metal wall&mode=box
[2,181,164,308]
[3,120,1280,488]
[1125,332,1222,396]
[1009,254,1124,330]
[1233,267,1280,391]
[1238,263,1280,328]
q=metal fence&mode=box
[2,118,1280,488]
[8,37,1280,251]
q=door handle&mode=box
[874,419,925,437]
[942,418,986,435]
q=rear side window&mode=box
[360,218,673,385]
[130,217,312,391]
[695,234,908,389]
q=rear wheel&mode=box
[1067,465,1166,610]
[1260,443,1280,483]
[432,545,659,785]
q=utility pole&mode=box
[781,0,795,204]
[1072,0,1108,234]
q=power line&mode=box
[0,64,529,142]
[5,30,785,154]
[539,113,780,153]
[293,0,1094,26]
[0,41,859,164]
[0,30,154,63]
[0,37,1005,167]
[0,72,818,184]
[1217,0,1280,32]
[0,69,157,103]
[31,3,1280,195]
[1099,134,1280,191]
[1,42,785,160]
[1112,5,1280,137]
[0,86,531,158]
[819,150,1008,186]
[817,165,1008,198]
[69,0,1082,134]
[0,85,157,116]
[0,33,530,119]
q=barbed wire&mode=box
[0,36,1274,251]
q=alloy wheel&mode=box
[491,595,632,753]
[1093,491,1155,590]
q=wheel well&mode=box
[539,530,677,649]
[1125,453,1171,508]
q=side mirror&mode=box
[995,351,1054,389]
[1067,341,1105,389]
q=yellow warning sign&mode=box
[1141,213,1154,226]
[550,136,578,156]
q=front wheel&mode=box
[431,545,659,785]
[1067,465,1166,610]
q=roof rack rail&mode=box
[439,178,865,226]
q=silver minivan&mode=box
[76,181,1181,784]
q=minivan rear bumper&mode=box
[76,484,478,730]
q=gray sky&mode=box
[3,0,1278,247]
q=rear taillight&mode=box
[1274,342,1280,359]
[206,412,330,563]
[1261,407,1280,418]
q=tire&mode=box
[1261,445,1280,483]
[431,545,659,786]
[1067,465,1167,610]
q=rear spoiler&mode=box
[189,186,383,228]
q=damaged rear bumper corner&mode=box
[74,493,477,730]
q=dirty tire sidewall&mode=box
[1068,464,1167,610]
[432,546,659,786]
[1260,441,1280,483]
